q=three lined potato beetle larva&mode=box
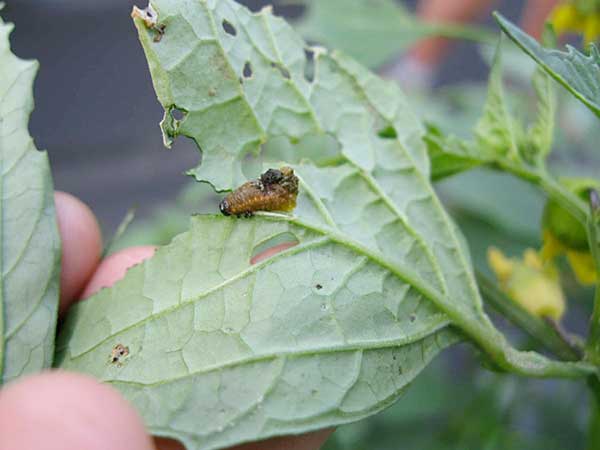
[219,166,299,217]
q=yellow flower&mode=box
[542,230,598,285]
[488,247,566,321]
[551,2,600,44]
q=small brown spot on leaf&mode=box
[110,344,129,366]
[409,314,416,322]
[153,24,166,43]
[315,284,323,290]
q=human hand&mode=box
[0,191,332,450]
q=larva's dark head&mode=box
[260,168,284,186]
[219,199,231,216]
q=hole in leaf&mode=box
[251,232,299,265]
[154,437,185,450]
[243,61,253,79]
[271,61,291,80]
[304,48,315,83]
[377,125,397,139]
[170,108,185,121]
[222,19,237,36]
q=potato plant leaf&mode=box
[0,15,61,383]
[495,13,600,118]
[56,2,596,449]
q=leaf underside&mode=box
[57,216,459,449]
[0,17,61,383]
[496,13,600,118]
[56,1,568,449]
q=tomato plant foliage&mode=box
[52,1,596,449]
[1,0,599,449]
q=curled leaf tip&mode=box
[132,3,165,42]
[131,3,158,28]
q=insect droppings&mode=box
[110,344,129,366]
[219,166,299,217]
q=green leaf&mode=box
[0,16,61,383]
[295,0,494,69]
[495,13,600,118]
[527,26,557,162]
[474,40,521,162]
[429,37,557,178]
[57,2,596,448]
[57,215,459,449]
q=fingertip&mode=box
[0,371,154,450]
[55,191,102,315]
[81,246,157,299]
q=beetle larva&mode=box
[219,166,299,217]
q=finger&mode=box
[154,429,333,450]
[55,191,102,315]
[81,246,157,299]
[0,371,154,450]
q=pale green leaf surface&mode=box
[496,13,600,117]
[57,215,458,449]
[0,17,60,383]
[295,0,493,69]
[57,2,595,449]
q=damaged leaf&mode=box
[56,2,596,449]
[57,215,458,449]
[0,15,61,383]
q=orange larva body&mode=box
[220,167,298,216]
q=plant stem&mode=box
[586,190,600,364]
[477,272,582,361]
[587,375,600,450]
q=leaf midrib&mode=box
[101,321,448,388]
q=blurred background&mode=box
[4,1,600,449]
